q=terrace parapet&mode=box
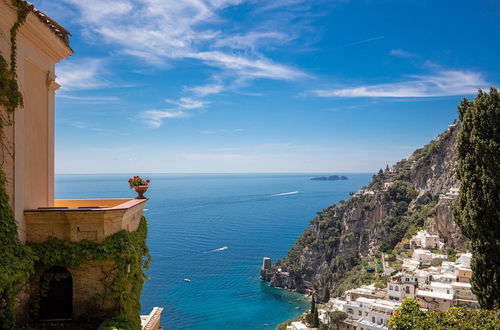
[24,198,147,243]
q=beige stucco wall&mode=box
[0,0,71,242]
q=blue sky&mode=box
[32,0,499,174]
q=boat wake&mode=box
[271,191,299,197]
[204,246,229,254]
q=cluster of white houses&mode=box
[287,231,477,330]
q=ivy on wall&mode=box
[29,217,151,329]
[0,2,151,329]
[0,1,34,329]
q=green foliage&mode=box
[332,264,376,297]
[29,217,151,329]
[454,87,500,309]
[0,0,29,116]
[329,310,348,324]
[388,298,500,330]
[447,248,458,262]
[0,169,36,328]
[0,4,37,327]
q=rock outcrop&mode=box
[264,123,467,296]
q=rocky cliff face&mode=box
[264,124,467,296]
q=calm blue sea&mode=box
[55,173,371,329]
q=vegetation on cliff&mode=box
[388,298,500,330]
[454,87,500,309]
[268,109,463,300]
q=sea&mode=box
[55,173,372,329]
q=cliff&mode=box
[264,123,467,297]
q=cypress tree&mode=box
[454,87,500,309]
[312,306,319,328]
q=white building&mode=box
[383,182,394,191]
[410,230,440,249]
[452,282,479,308]
[355,298,400,330]
[416,289,453,311]
[456,253,472,268]
[432,273,457,283]
[387,281,416,302]
[412,249,433,265]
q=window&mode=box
[389,285,393,290]
[406,278,409,282]
[359,310,362,316]
[347,308,354,314]
[395,286,399,291]
[406,286,410,294]
[380,318,384,324]
[372,317,375,323]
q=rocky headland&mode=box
[262,123,467,300]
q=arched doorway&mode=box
[39,266,73,321]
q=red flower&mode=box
[146,179,150,183]
[128,178,132,182]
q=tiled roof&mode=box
[20,1,71,47]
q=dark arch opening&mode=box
[39,266,73,321]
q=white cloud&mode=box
[61,0,308,82]
[189,51,307,80]
[390,49,414,58]
[313,71,489,98]
[165,97,208,109]
[57,95,120,104]
[185,83,225,96]
[56,59,107,91]
[139,110,187,128]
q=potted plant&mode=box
[128,176,150,199]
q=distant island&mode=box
[310,175,348,181]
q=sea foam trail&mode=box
[204,246,229,254]
[271,191,299,197]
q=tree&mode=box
[329,311,347,330]
[454,87,500,309]
[323,287,330,303]
[312,306,319,328]
[389,298,500,329]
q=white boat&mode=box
[183,278,191,282]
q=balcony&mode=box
[24,198,147,243]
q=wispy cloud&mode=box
[189,51,308,81]
[139,96,209,128]
[184,83,225,97]
[165,97,208,109]
[389,49,414,58]
[313,70,489,98]
[57,94,120,104]
[62,0,307,83]
[56,59,107,91]
[139,110,187,128]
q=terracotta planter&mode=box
[134,185,148,199]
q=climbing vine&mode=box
[29,217,151,329]
[1,3,150,328]
[0,2,34,329]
